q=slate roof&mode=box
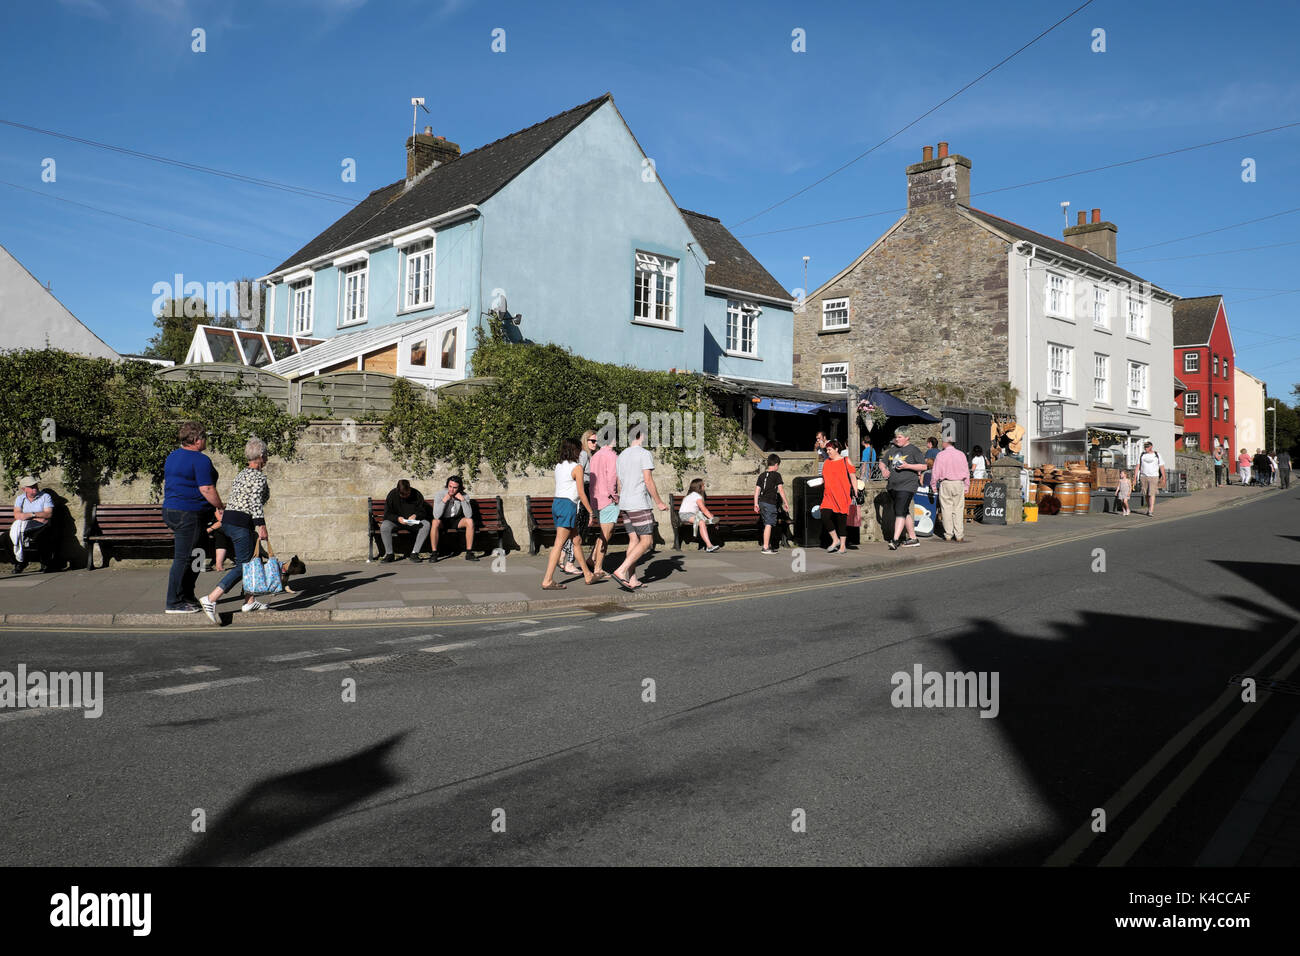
[678,209,792,302]
[964,207,1168,292]
[1172,295,1223,346]
[270,94,614,274]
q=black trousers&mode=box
[821,509,847,539]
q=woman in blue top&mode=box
[161,422,224,613]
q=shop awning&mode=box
[754,396,847,415]
[864,388,940,423]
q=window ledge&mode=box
[818,326,851,335]
[631,319,683,332]
[1126,335,1151,344]
[1094,325,1112,334]
[397,303,436,317]
[1128,409,1152,416]
[1048,313,1076,324]
[1093,403,1113,410]
[725,351,761,361]
[337,319,368,330]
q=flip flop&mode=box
[611,573,639,593]
[541,582,567,591]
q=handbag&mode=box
[847,502,862,528]
[241,539,284,595]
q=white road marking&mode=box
[518,626,582,638]
[127,664,221,681]
[420,642,476,653]
[150,676,262,696]
[379,634,444,645]
[305,654,395,673]
[599,613,647,622]
[479,619,539,631]
[262,647,351,662]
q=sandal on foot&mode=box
[541,582,567,591]
[611,573,638,593]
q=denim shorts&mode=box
[551,498,578,529]
[758,501,779,526]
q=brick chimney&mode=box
[406,126,460,182]
[906,142,971,210]
[1063,206,1118,262]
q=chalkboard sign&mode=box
[981,481,1007,525]
[1039,403,1064,436]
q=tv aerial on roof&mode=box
[410,97,430,139]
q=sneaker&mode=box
[465,552,480,562]
[165,604,199,614]
[760,548,776,555]
[705,545,721,553]
[382,554,395,563]
[239,601,269,613]
[888,540,899,551]
[410,554,424,564]
[199,597,220,626]
[10,561,25,574]
[902,538,920,548]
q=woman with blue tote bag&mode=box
[200,437,275,625]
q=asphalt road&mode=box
[2,486,1296,866]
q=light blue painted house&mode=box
[256,93,794,386]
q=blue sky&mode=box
[2,0,1298,394]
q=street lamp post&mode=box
[1266,402,1277,455]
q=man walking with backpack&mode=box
[1133,441,1166,516]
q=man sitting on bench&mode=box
[10,475,53,574]
[430,475,479,562]
[381,479,432,563]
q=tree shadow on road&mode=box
[175,734,405,866]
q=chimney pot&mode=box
[1077,211,1086,225]
[937,141,949,158]
[1091,208,1101,224]
[922,145,933,161]
[423,125,432,135]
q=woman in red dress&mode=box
[820,439,854,553]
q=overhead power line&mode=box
[731,0,1098,227]
[735,121,1300,239]
[0,180,278,259]
[0,118,357,205]
[1125,238,1300,265]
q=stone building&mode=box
[794,143,1177,466]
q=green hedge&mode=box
[0,348,310,494]
[381,318,747,483]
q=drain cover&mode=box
[351,653,456,674]
[1228,674,1300,697]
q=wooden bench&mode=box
[367,496,507,560]
[669,493,792,550]
[524,496,631,555]
[964,478,989,522]
[84,503,174,569]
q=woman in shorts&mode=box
[541,437,599,590]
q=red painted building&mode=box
[1172,295,1235,453]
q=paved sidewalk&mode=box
[0,483,1273,628]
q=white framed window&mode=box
[1093,354,1109,404]
[338,261,368,327]
[1222,357,1229,379]
[1185,391,1200,416]
[1214,393,1220,418]
[1093,286,1109,328]
[1127,361,1148,409]
[1048,343,1073,397]
[1184,351,1199,373]
[633,251,677,325]
[1212,353,1219,376]
[1046,272,1072,318]
[1222,396,1229,420]
[821,362,848,393]
[1185,433,1199,450]
[1126,296,1148,338]
[402,239,434,310]
[822,297,849,330]
[726,300,758,356]
[290,278,314,335]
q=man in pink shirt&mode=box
[932,434,971,543]
[587,439,620,573]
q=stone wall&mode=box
[36,423,826,565]
[793,204,1010,395]
[1177,451,1214,492]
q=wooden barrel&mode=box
[1027,483,1039,504]
[1058,481,1081,514]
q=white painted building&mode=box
[0,244,118,359]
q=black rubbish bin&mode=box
[791,476,825,548]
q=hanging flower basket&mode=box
[857,397,887,429]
